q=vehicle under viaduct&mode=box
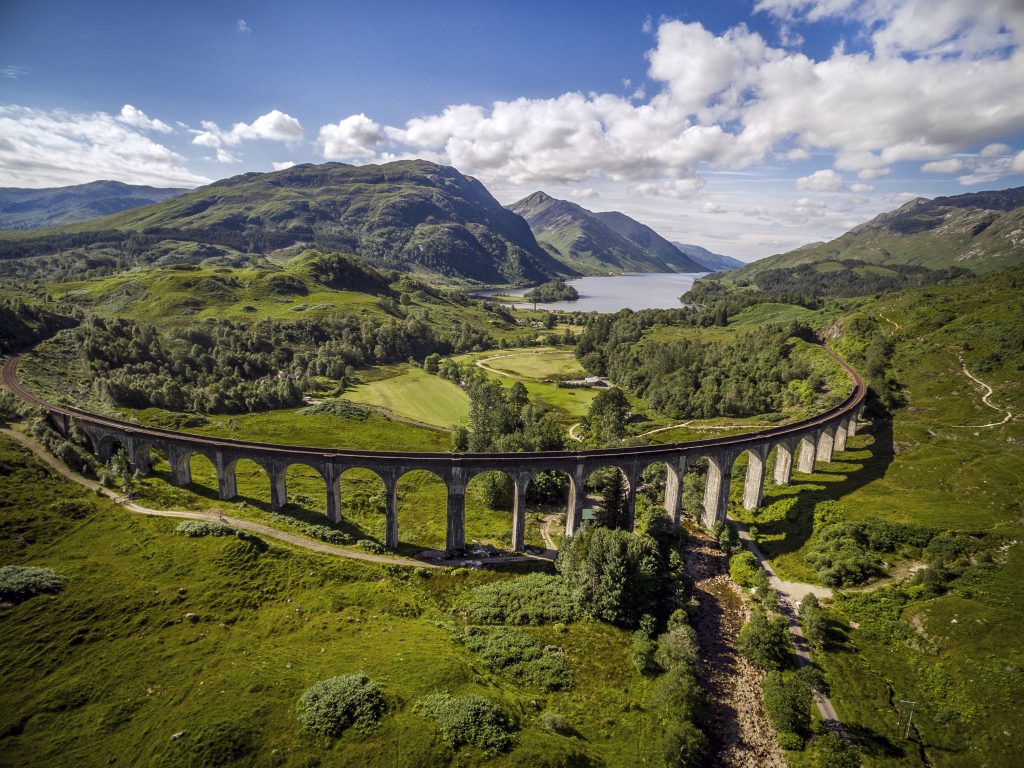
[3,354,866,555]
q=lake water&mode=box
[486,272,709,313]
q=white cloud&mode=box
[319,114,386,161]
[849,182,873,193]
[0,104,208,188]
[570,187,598,199]
[117,104,172,133]
[701,201,728,213]
[981,143,1011,157]
[237,19,251,34]
[857,168,891,180]
[922,158,966,174]
[920,146,1020,185]
[796,168,844,191]
[1014,150,1024,173]
[272,160,296,171]
[191,109,304,160]
[1,65,27,79]
[215,148,240,164]
[630,178,707,198]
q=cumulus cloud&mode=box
[191,109,303,161]
[272,160,296,171]
[630,178,707,198]
[320,6,1023,192]
[319,114,386,161]
[1014,150,1024,173]
[237,19,251,34]
[117,104,172,133]
[0,104,209,188]
[920,145,1020,185]
[701,201,728,213]
[796,169,844,191]
[849,182,873,193]
[570,187,598,199]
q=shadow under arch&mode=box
[394,468,449,555]
[582,463,635,531]
[524,468,574,552]
[339,466,387,543]
[464,469,515,552]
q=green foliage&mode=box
[458,573,580,625]
[0,297,77,354]
[153,720,259,767]
[461,626,571,691]
[524,279,579,303]
[298,399,370,419]
[799,594,827,647]
[296,673,386,737]
[356,539,386,554]
[175,520,236,538]
[265,512,353,546]
[413,692,516,754]
[655,623,699,671]
[737,608,793,670]
[556,525,666,628]
[540,711,573,736]
[762,670,812,748]
[729,550,761,587]
[585,386,630,444]
[631,630,660,675]
[811,732,861,768]
[0,565,62,602]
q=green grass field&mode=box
[345,368,470,428]
[0,434,663,768]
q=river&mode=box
[480,272,709,313]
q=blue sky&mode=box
[2,0,1023,260]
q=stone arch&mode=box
[277,461,334,518]
[581,463,636,532]
[523,468,574,552]
[338,465,389,542]
[464,467,518,552]
[394,468,450,553]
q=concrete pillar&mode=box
[848,410,859,437]
[511,472,531,553]
[565,464,587,537]
[383,472,399,550]
[702,453,733,529]
[773,442,794,486]
[168,446,192,486]
[624,467,639,533]
[833,422,848,453]
[742,448,767,511]
[446,470,466,555]
[817,429,835,464]
[268,464,288,510]
[797,435,817,474]
[127,437,152,476]
[663,456,686,525]
[324,469,341,524]
[215,453,237,500]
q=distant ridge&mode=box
[670,242,744,272]
[508,191,704,274]
[0,180,189,230]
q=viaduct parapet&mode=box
[3,354,866,555]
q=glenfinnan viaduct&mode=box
[4,354,866,555]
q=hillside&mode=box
[507,191,703,274]
[718,185,1024,285]
[0,180,189,230]
[0,161,568,285]
[671,242,744,271]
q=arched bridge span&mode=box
[2,354,866,555]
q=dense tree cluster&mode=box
[76,312,477,414]
[0,298,77,354]
[576,311,815,419]
[523,279,579,303]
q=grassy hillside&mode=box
[0,180,188,230]
[0,161,568,285]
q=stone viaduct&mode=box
[3,354,866,555]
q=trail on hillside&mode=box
[953,352,1013,428]
[684,533,788,768]
[878,310,901,335]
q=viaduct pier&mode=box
[3,354,866,555]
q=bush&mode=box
[660,720,709,768]
[800,594,826,647]
[631,630,660,675]
[297,673,386,737]
[762,671,811,747]
[0,565,62,602]
[413,693,516,754]
[729,550,760,587]
[812,732,860,768]
[655,624,699,671]
[356,539,385,554]
[175,520,235,537]
[737,608,792,670]
[459,573,579,625]
[462,626,572,691]
[540,711,573,735]
[648,664,706,723]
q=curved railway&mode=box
[2,351,867,555]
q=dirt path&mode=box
[953,352,1013,428]
[684,532,788,768]
[474,349,566,379]
[1,426,442,568]
[878,310,901,335]
[540,513,559,551]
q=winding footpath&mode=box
[954,352,1013,428]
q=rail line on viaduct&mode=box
[3,353,866,555]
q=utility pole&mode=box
[897,700,917,740]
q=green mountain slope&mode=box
[671,242,744,271]
[0,180,189,230]
[507,191,703,274]
[0,161,568,285]
[723,185,1024,283]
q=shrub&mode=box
[175,520,235,537]
[737,608,793,670]
[648,664,706,723]
[297,673,386,737]
[729,550,760,587]
[0,565,62,602]
[298,399,370,419]
[660,720,709,768]
[356,539,385,554]
[540,711,573,735]
[462,626,572,691]
[459,573,579,625]
[762,671,811,747]
[655,624,699,671]
[631,630,660,675]
[812,732,860,768]
[800,594,826,647]
[413,693,516,754]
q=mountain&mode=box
[671,242,744,272]
[507,192,704,274]
[724,185,1024,282]
[0,180,189,230]
[0,161,568,285]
